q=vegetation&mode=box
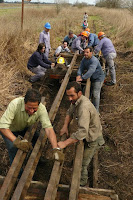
[0,4,133,199]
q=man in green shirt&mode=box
[58,82,105,186]
[0,89,63,165]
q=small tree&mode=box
[0,0,4,3]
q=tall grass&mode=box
[0,4,133,115]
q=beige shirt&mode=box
[67,95,103,142]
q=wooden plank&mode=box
[0,98,45,200]
[69,141,84,200]
[78,193,111,200]
[0,125,37,200]
[93,151,98,188]
[44,51,78,200]
[0,177,118,200]
[69,78,91,200]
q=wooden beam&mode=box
[44,51,78,200]
[69,141,84,200]
[93,151,98,188]
[0,177,118,200]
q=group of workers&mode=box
[0,16,117,187]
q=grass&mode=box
[0,4,133,116]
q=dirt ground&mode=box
[0,51,133,200]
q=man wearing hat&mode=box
[39,22,51,58]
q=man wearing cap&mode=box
[64,30,77,47]
[39,22,51,58]
[71,31,88,54]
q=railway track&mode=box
[0,52,118,200]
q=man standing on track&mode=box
[76,47,105,112]
[95,32,117,86]
[0,89,64,165]
[39,22,51,58]
[58,81,105,186]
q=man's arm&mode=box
[35,53,51,69]
[0,128,16,142]
[39,32,45,43]
[58,138,78,149]
[45,127,58,149]
[60,115,71,136]
[82,62,97,80]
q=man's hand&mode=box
[76,75,82,82]
[58,141,67,149]
[13,136,33,152]
[60,126,68,136]
[53,148,64,162]
[51,63,55,69]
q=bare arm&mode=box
[58,138,78,149]
[60,115,71,136]
[45,127,58,149]
[0,128,16,142]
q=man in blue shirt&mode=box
[95,32,116,86]
[87,32,99,48]
[76,47,105,112]
[64,30,77,47]
[27,43,55,83]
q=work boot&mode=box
[105,81,115,86]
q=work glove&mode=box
[52,148,64,163]
[13,135,33,152]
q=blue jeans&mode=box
[90,81,103,112]
[0,129,39,165]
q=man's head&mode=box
[37,43,45,53]
[24,89,41,115]
[44,22,51,32]
[66,82,82,104]
[98,32,105,40]
[81,31,88,41]
[63,41,68,48]
[68,30,74,39]
[84,47,93,59]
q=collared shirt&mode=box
[0,97,52,132]
[72,36,86,52]
[39,30,51,50]
[55,45,70,56]
[67,95,103,142]
[64,34,77,47]
[94,37,116,57]
[77,56,105,82]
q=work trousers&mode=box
[28,65,47,82]
[90,81,103,112]
[105,52,116,84]
[44,48,49,58]
[81,136,105,183]
[0,129,39,165]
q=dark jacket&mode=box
[27,51,51,69]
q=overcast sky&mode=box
[5,0,96,5]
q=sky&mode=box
[5,0,96,5]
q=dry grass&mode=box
[0,4,133,111]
